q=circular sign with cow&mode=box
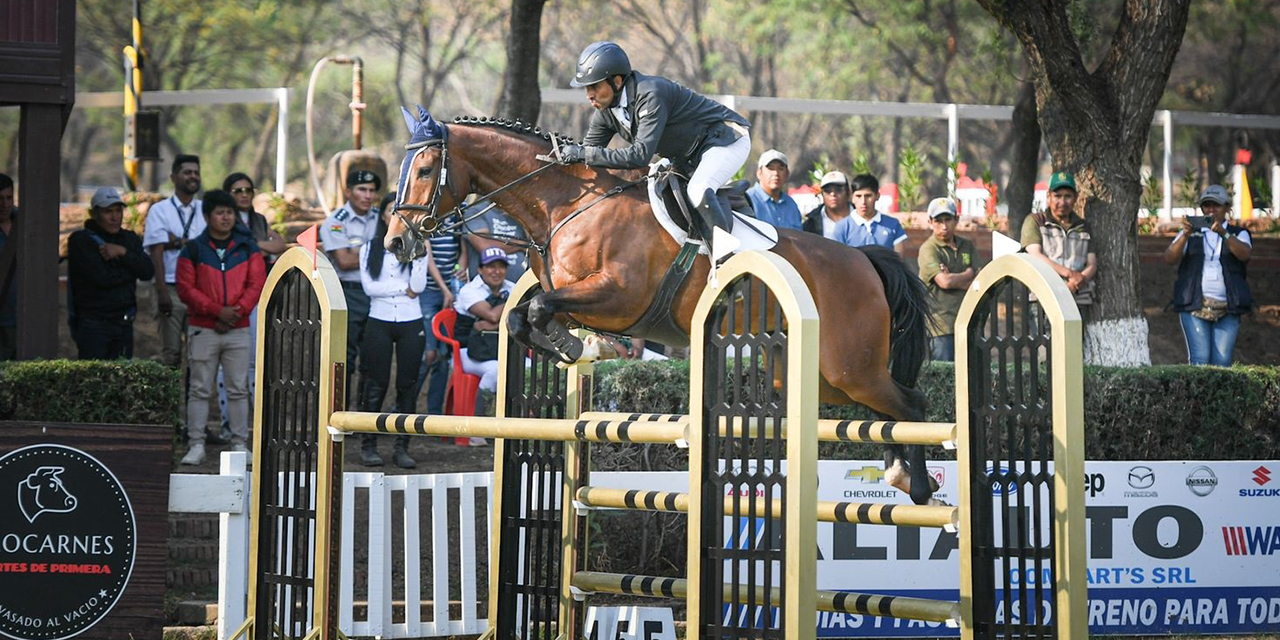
[0,445,137,640]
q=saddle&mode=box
[657,174,754,235]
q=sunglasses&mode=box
[821,186,846,194]
[231,187,255,195]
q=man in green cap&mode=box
[1021,172,1097,312]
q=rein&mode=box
[393,126,650,271]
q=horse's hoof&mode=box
[928,498,953,507]
[884,460,909,493]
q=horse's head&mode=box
[386,105,471,263]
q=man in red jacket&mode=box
[176,190,265,465]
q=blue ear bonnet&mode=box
[395,105,447,211]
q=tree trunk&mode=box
[496,0,547,123]
[1005,80,1040,237]
[976,0,1192,366]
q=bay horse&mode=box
[387,109,939,505]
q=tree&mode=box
[975,0,1192,366]
[496,0,548,122]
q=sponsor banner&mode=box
[595,460,1280,636]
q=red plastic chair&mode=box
[432,310,482,443]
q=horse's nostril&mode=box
[388,237,403,252]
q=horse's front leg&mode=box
[527,273,624,366]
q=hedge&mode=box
[0,359,181,427]
[585,359,1280,578]
[590,359,1280,462]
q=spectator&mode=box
[143,154,205,368]
[464,203,528,282]
[834,173,908,258]
[0,173,15,359]
[224,172,286,265]
[455,247,514,421]
[917,198,979,361]
[746,149,802,230]
[67,187,155,359]
[1021,172,1096,315]
[320,169,382,410]
[802,171,852,239]
[357,204,436,468]
[412,203,463,418]
[176,190,265,465]
[1163,184,1253,366]
[212,172,287,442]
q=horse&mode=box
[386,108,939,505]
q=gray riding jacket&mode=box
[582,72,750,173]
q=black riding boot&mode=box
[392,436,415,469]
[360,435,384,467]
[694,188,734,256]
[359,377,389,466]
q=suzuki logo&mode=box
[1128,466,1155,489]
[1254,466,1272,487]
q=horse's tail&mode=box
[857,245,933,388]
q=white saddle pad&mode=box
[646,163,778,258]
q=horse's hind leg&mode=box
[838,373,938,505]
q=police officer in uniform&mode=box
[321,170,382,462]
[557,41,751,256]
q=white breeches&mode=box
[686,132,751,208]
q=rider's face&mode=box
[585,77,619,111]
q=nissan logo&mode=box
[1185,466,1217,497]
[1128,466,1155,489]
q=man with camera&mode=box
[1163,184,1253,365]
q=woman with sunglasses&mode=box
[223,172,286,267]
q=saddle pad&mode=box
[646,163,778,257]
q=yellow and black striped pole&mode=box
[122,0,143,190]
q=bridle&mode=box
[391,125,559,245]
[390,123,648,276]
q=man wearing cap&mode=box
[142,154,204,367]
[67,187,155,359]
[321,168,382,409]
[1164,184,1253,365]
[917,198,979,361]
[746,150,802,230]
[834,173,908,258]
[454,247,516,418]
[1021,172,1096,310]
[802,171,855,239]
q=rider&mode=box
[557,41,751,256]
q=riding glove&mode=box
[558,144,586,164]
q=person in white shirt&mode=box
[454,247,515,404]
[357,206,445,468]
[142,154,204,368]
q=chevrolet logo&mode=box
[846,466,884,483]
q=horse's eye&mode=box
[417,166,433,179]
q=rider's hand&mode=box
[558,144,585,164]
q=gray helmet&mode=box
[569,41,631,88]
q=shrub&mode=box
[0,359,181,427]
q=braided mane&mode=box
[451,115,580,145]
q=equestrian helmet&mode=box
[570,41,631,88]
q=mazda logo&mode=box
[1128,466,1155,489]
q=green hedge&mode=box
[0,359,181,427]
[591,359,1280,461]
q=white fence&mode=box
[168,453,493,639]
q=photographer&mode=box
[1164,184,1253,366]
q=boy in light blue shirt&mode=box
[834,173,908,258]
